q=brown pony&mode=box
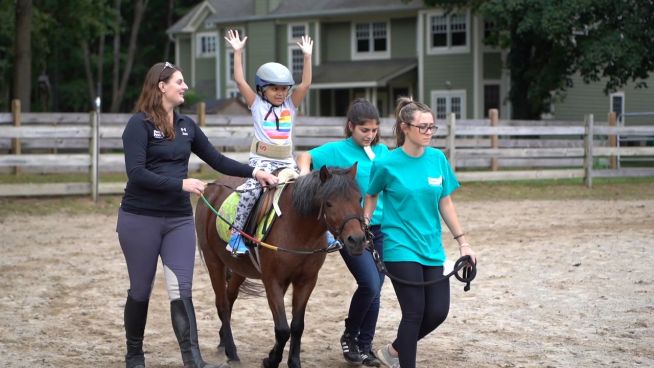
[195,164,367,368]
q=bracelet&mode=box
[453,233,465,240]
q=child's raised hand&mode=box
[224,29,247,51]
[297,35,313,55]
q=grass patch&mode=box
[0,175,652,217]
[456,177,654,201]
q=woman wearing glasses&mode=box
[117,61,277,368]
[297,98,389,367]
[363,97,477,368]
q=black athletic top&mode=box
[120,112,252,217]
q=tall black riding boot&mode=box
[124,292,149,368]
[170,298,224,368]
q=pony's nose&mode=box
[344,233,366,256]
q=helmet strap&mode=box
[264,104,280,130]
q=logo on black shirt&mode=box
[153,130,164,139]
[181,127,188,136]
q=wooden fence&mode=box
[1,101,653,197]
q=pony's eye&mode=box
[325,201,333,208]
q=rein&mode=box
[200,191,341,255]
[369,246,477,292]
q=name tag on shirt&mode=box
[428,176,443,186]
[153,130,164,139]
[363,146,376,160]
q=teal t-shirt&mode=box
[308,137,389,226]
[367,147,460,265]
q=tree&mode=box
[110,0,148,112]
[13,0,32,112]
[424,0,654,119]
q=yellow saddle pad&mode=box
[215,192,276,243]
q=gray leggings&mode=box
[116,208,197,302]
[233,157,297,230]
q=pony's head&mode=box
[292,163,367,256]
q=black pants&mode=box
[385,261,450,368]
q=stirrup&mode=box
[227,233,248,256]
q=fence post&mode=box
[197,101,206,127]
[608,111,617,169]
[11,99,21,176]
[584,114,594,188]
[446,113,457,171]
[89,111,99,202]
[489,108,499,171]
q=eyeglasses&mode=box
[160,61,174,78]
[406,122,437,134]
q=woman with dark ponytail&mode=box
[363,97,477,368]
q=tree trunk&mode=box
[82,40,96,108]
[507,31,543,120]
[13,0,33,112]
[97,33,105,106]
[112,0,121,103]
[110,0,148,112]
[163,0,175,60]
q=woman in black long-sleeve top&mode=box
[117,61,277,368]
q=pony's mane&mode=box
[292,167,358,216]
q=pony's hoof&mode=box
[262,357,277,368]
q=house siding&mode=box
[246,21,278,83]
[422,54,474,117]
[321,22,350,62]
[178,36,192,76]
[553,74,654,122]
[390,17,416,58]
[483,52,502,80]
[194,58,216,100]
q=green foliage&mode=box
[424,0,654,119]
[2,0,205,112]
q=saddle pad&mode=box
[216,192,276,243]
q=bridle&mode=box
[318,202,366,244]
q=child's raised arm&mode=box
[291,35,313,108]
[225,29,257,107]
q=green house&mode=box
[167,0,653,122]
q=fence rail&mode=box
[1,104,653,197]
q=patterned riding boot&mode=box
[170,298,225,368]
[124,292,149,368]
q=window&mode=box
[484,84,500,118]
[431,90,467,120]
[288,23,307,41]
[288,47,304,75]
[196,32,217,57]
[352,21,390,59]
[610,92,625,123]
[287,24,308,75]
[428,12,470,54]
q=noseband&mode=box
[318,202,365,242]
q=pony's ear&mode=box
[319,165,331,183]
[346,162,358,179]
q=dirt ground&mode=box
[1,199,652,368]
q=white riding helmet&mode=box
[255,62,295,93]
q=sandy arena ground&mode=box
[1,199,652,368]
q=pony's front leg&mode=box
[287,277,319,368]
[262,284,290,368]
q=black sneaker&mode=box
[361,349,381,367]
[340,332,363,365]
